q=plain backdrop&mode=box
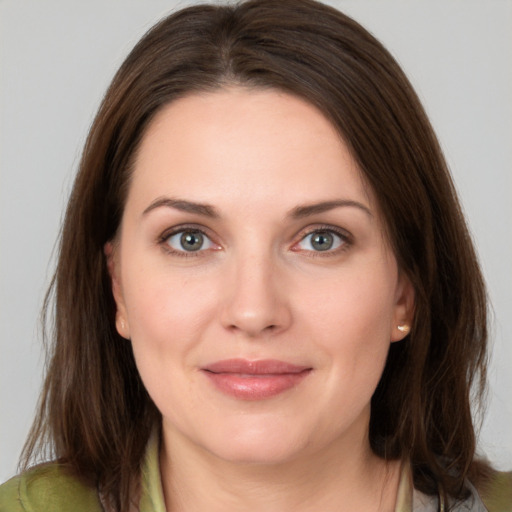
[1,0,511,481]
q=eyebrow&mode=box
[142,197,219,218]
[289,200,372,219]
[142,197,372,220]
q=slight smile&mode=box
[202,359,313,400]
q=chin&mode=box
[198,418,314,466]
[212,441,304,466]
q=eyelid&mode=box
[291,224,352,254]
[158,224,220,256]
[157,223,352,257]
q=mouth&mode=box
[201,359,312,400]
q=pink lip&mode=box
[202,359,312,400]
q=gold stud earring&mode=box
[397,324,410,334]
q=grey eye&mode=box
[297,230,344,252]
[310,232,334,251]
[166,230,214,252]
[180,231,204,251]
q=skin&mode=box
[107,88,414,511]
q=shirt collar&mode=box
[395,461,488,512]
[139,429,166,512]
[137,432,487,512]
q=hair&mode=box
[21,0,489,510]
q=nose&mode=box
[220,252,292,338]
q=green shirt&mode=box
[0,433,165,512]
[1,432,510,511]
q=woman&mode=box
[0,0,510,510]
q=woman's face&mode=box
[108,88,413,465]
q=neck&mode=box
[159,425,401,512]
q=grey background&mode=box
[1,0,511,481]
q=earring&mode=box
[397,324,410,334]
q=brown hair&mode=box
[22,0,489,509]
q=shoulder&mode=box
[0,463,102,512]
[477,470,512,512]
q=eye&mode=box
[164,229,216,253]
[294,229,347,253]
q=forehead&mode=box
[128,87,374,213]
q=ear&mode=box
[104,241,130,339]
[390,272,415,342]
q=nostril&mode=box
[226,322,278,336]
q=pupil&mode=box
[312,232,333,251]
[180,232,203,251]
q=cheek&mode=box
[302,262,396,341]
[121,265,218,390]
[124,264,216,340]
[123,273,223,435]
[297,260,397,388]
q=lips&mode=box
[202,359,312,400]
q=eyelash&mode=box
[292,225,352,257]
[157,224,352,258]
[158,224,217,258]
